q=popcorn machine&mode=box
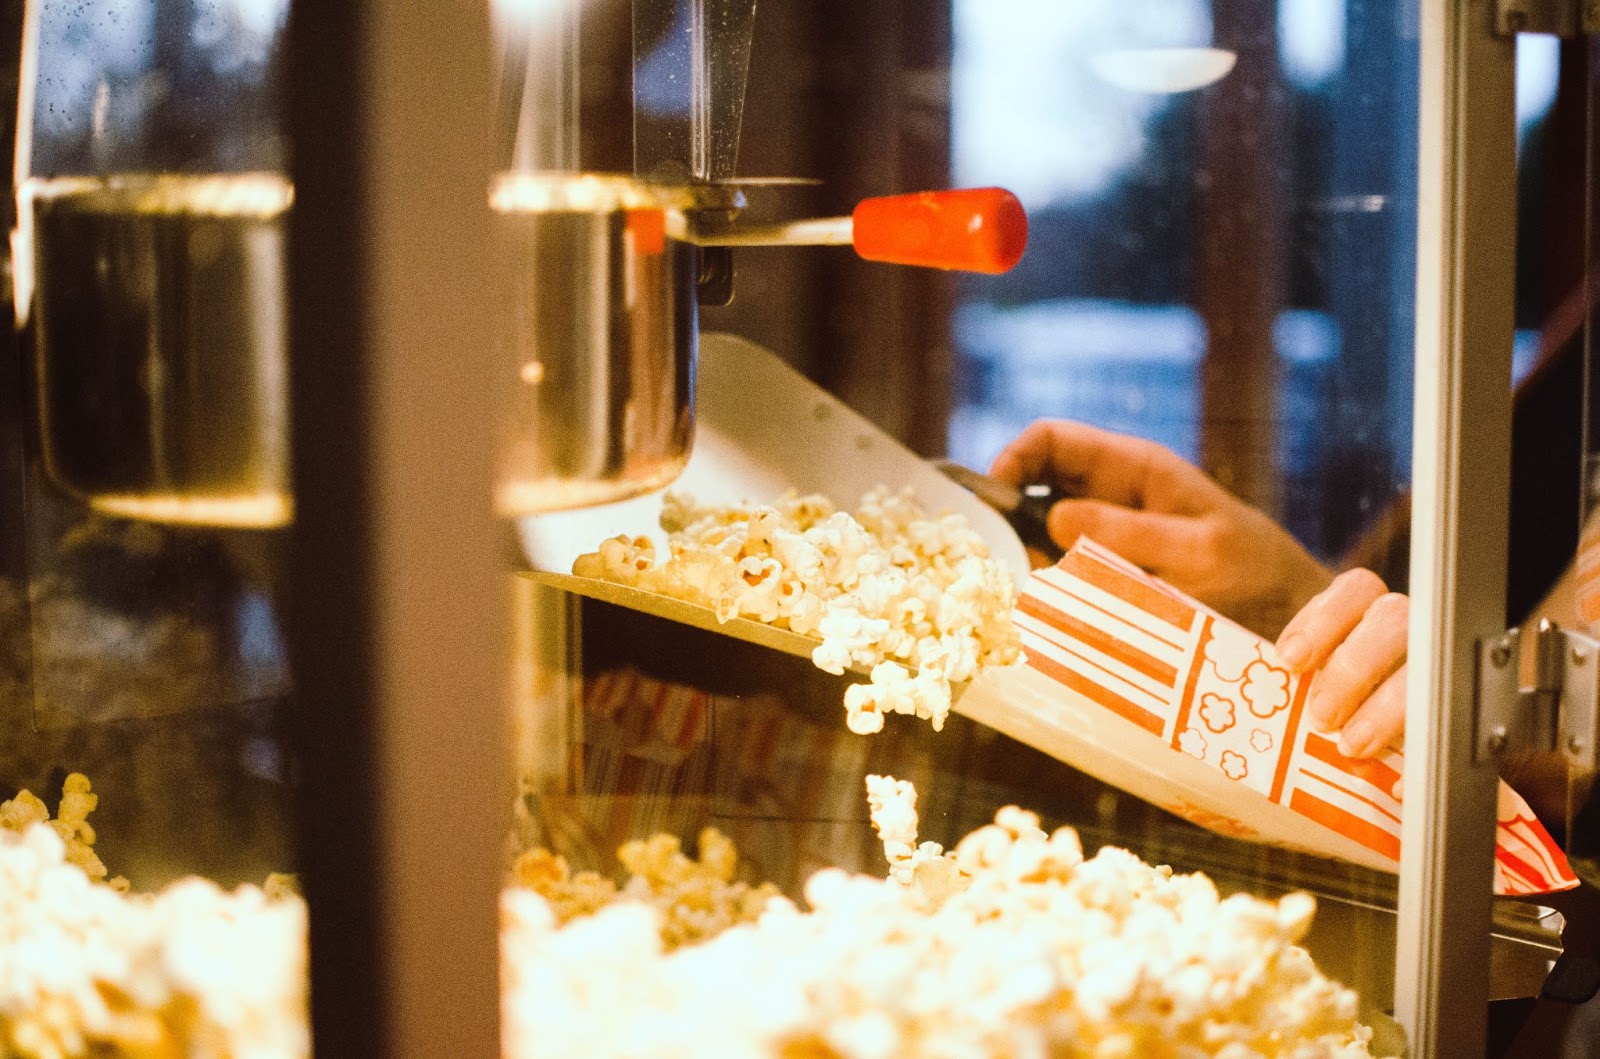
[0,0,1597,1057]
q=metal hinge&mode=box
[1477,620,1600,768]
[1496,0,1600,37]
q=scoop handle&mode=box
[851,187,1027,274]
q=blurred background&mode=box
[702,0,1580,581]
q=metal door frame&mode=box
[284,4,512,1056]
[1398,0,1518,1054]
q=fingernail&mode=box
[1389,778,1403,801]
[1304,676,1335,731]
[1338,719,1377,758]
[1307,691,1336,732]
[1276,632,1309,669]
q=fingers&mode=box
[1272,569,1410,760]
[1337,664,1408,760]
[1045,499,1206,577]
[1303,591,1409,732]
[990,420,1221,514]
[989,423,1050,486]
[1274,569,1388,674]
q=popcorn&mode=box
[865,774,920,875]
[864,774,966,907]
[573,487,1024,733]
[511,827,782,951]
[502,777,1385,1059]
[0,784,307,1059]
[4,774,1384,1059]
[1,775,123,890]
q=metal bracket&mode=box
[1476,621,1600,769]
[1495,0,1600,37]
[1561,629,1600,770]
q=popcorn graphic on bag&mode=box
[1242,659,1291,718]
[1199,692,1236,734]
[1203,622,1256,683]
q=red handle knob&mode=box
[851,187,1028,274]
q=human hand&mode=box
[1274,569,1407,760]
[990,420,1334,638]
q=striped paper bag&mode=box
[957,538,1578,896]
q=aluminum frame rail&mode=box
[1396,0,1518,1054]
[285,4,511,1057]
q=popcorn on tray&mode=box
[572,487,1024,735]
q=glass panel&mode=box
[5,0,294,860]
[500,3,1556,1056]
[949,0,1417,585]
[0,2,299,1050]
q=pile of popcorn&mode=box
[0,778,308,1059]
[0,772,1381,1059]
[511,826,781,951]
[572,487,1023,734]
[503,776,1382,1059]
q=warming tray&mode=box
[518,330,1029,674]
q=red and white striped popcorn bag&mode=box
[958,537,1578,896]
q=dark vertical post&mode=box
[814,0,954,455]
[1315,0,1407,560]
[285,4,509,1057]
[1195,0,1286,513]
[896,0,956,458]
